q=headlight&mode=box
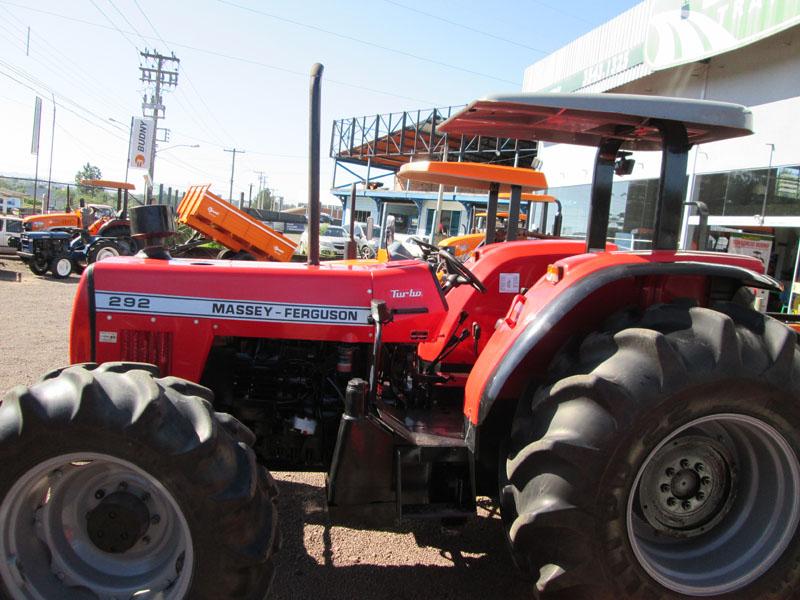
[321,241,333,249]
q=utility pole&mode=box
[225,148,244,206]
[254,170,265,210]
[140,49,180,203]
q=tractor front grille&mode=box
[119,330,173,376]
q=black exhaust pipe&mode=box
[308,63,323,266]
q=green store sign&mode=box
[645,0,800,70]
[537,0,800,92]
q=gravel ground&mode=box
[0,256,532,599]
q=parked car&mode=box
[298,224,347,258]
[0,215,22,254]
[343,222,381,258]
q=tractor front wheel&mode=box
[49,255,73,278]
[0,362,280,600]
[502,301,800,599]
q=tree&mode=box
[75,163,102,195]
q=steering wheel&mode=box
[438,248,486,293]
[412,238,485,294]
[410,237,441,261]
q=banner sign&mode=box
[728,231,773,270]
[128,117,154,171]
[31,96,42,155]
[645,0,800,70]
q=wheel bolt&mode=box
[682,500,692,510]
[695,462,704,472]
[680,459,690,468]
[151,515,160,525]
[118,482,128,491]
[142,536,151,545]
[697,492,705,500]
[665,467,676,477]
[701,476,711,486]
[667,497,677,507]
[660,484,670,493]
[95,490,105,500]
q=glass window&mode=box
[424,209,461,236]
[693,165,800,218]
[6,220,22,233]
[354,210,372,223]
[769,167,800,216]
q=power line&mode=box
[87,0,139,51]
[0,2,445,105]
[383,0,547,54]
[215,0,519,85]
[105,0,149,49]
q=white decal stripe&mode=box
[95,291,372,326]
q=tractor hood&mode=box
[70,256,448,382]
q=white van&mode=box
[0,215,22,254]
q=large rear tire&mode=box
[0,362,279,599]
[87,239,122,264]
[502,301,800,599]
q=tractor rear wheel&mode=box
[50,255,73,278]
[0,362,279,600]
[28,258,48,276]
[502,301,800,599]
[116,236,138,255]
[87,239,122,264]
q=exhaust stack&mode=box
[307,63,323,266]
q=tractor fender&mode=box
[95,219,131,237]
[463,255,781,437]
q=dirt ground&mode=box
[0,256,532,599]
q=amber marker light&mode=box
[545,264,565,284]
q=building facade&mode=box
[524,0,800,304]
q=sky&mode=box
[0,0,642,207]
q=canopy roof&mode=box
[79,180,136,191]
[438,93,754,151]
[397,161,548,192]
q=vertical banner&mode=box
[31,96,42,155]
[128,117,154,170]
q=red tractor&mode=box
[1,67,799,600]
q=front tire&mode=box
[0,362,279,599]
[502,301,800,599]
[50,255,73,278]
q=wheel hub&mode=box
[86,490,150,553]
[639,435,735,537]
